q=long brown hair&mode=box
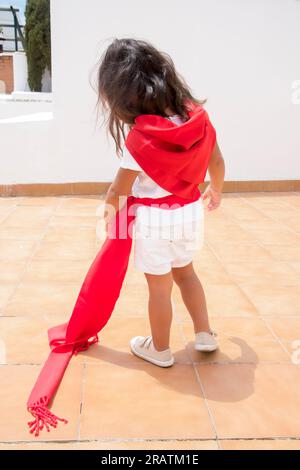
[96,37,205,157]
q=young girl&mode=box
[26,38,226,436]
[98,38,225,367]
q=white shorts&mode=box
[133,219,204,275]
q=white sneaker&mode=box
[130,335,175,367]
[194,330,218,352]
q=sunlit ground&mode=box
[0,192,300,450]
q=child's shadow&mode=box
[83,336,257,403]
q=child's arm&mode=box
[104,167,140,230]
[202,140,225,211]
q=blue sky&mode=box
[10,0,27,21]
[12,0,26,11]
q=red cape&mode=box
[125,100,216,199]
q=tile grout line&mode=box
[0,436,300,445]
[241,191,300,216]
[205,238,263,316]
[0,197,64,314]
[218,276,298,362]
[258,316,299,364]
[215,277,296,363]
[169,193,300,366]
[218,193,300,248]
[239,194,300,240]
[0,196,102,437]
[239,194,300,277]
[76,361,87,441]
[216,438,222,450]
[0,200,26,233]
[176,318,219,442]
[200,202,296,363]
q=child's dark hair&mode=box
[96,37,205,156]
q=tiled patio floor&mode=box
[0,192,300,450]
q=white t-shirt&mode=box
[120,114,203,227]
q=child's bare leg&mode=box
[172,262,210,333]
[144,271,173,351]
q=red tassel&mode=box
[27,396,68,437]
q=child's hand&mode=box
[202,184,222,211]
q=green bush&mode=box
[25,0,51,92]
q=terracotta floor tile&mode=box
[0,440,219,450]
[220,439,300,450]
[123,268,148,287]
[264,317,300,364]
[282,194,300,208]
[58,196,102,209]
[197,363,300,438]
[208,317,276,338]
[41,225,96,243]
[192,261,233,284]
[192,244,220,264]
[222,261,300,286]
[0,207,14,219]
[204,222,237,237]
[0,198,23,207]
[237,283,300,315]
[3,281,81,318]
[247,228,300,245]
[277,220,300,233]
[50,215,100,227]
[1,206,54,228]
[0,226,44,240]
[21,259,93,283]
[80,363,215,440]
[0,363,83,441]
[205,224,256,244]
[0,316,82,365]
[82,316,190,365]
[54,204,103,217]
[263,243,300,262]
[181,318,289,364]
[237,219,284,232]
[121,280,148,292]
[255,206,298,221]
[219,205,271,225]
[33,240,96,261]
[259,209,299,227]
[18,197,60,207]
[113,295,150,318]
[0,282,16,310]
[265,317,300,342]
[241,193,296,208]
[275,341,300,365]
[207,241,274,264]
[0,260,26,282]
[0,239,37,261]
[289,261,300,274]
[174,283,258,319]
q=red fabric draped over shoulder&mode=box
[125,99,217,199]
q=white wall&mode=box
[0,99,52,119]
[1,0,300,185]
[13,52,28,92]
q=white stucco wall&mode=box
[1,0,300,185]
[12,52,28,92]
